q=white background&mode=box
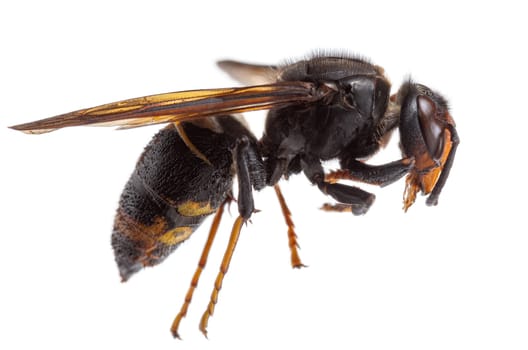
[1,1,527,349]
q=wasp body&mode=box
[10,53,459,338]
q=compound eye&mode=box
[417,95,445,161]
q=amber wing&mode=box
[10,82,327,134]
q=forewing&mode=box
[10,82,325,134]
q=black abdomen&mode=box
[111,122,236,281]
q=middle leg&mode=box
[301,154,376,215]
[274,184,305,268]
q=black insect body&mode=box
[10,53,459,338]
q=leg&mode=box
[327,157,414,187]
[321,203,355,213]
[199,137,260,337]
[318,181,375,215]
[199,215,244,338]
[170,200,228,339]
[274,184,305,268]
[302,155,375,215]
[234,136,262,218]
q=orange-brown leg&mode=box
[274,184,305,268]
[325,169,353,183]
[320,203,353,213]
[170,200,227,339]
[199,215,245,338]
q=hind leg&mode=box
[198,136,266,338]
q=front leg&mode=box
[327,157,414,187]
[301,154,375,215]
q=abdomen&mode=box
[111,122,235,281]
